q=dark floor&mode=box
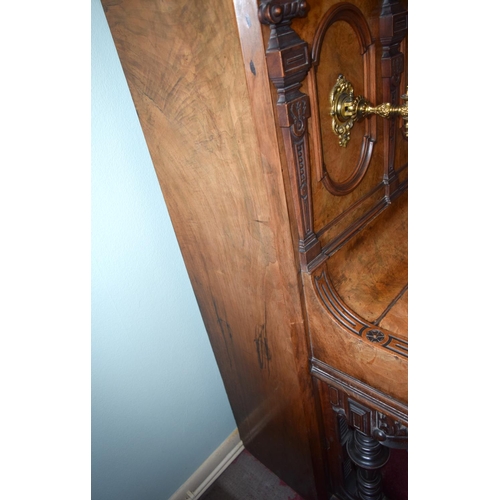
[199,449,305,500]
[200,447,407,500]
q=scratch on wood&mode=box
[213,299,233,367]
[141,90,163,114]
[254,323,272,373]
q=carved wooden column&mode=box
[379,0,408,200]
[313,362,408,500]
[347,431,390,500]
[258,0,321,270]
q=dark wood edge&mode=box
[380,0,408,198]
[311,358,408,424]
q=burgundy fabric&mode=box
[381,448,408,500]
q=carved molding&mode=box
[289,98,308,137]
[259,1,408,273]
[313,361,408,449]
[380,0,408,199]
[313,268,408,358]
[373,411,408,444]
[258,0,309,26]
[308,3,376,196]
[312,366,407,499]
[259,0,321,269]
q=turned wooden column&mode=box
[347,430,390,500]
[313,363,408,500]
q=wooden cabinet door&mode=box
[258,1,408,497]
[259,0,408,400]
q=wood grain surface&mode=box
[326,190,408,333]
[101,0,408,497]
[257,0,408,404]
[101,0,325,498]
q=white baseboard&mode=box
[168,428,244,500]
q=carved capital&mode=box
[258,0,309,26]
[372,411,408,448]
[321,367,408,450]
[275,96,310,134]
[380,0,407,44]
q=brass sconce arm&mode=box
[329,75,408,147]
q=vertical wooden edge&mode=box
[231,0,307,333]
[232,1,327,498]
[307,70,326,186]
[312,376,333,498]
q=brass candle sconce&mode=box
[329,74,408,147]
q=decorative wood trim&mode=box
[258,0,309,26]
[316,181,385,239]
[311,359,408,434]
[319,196,387,257]
[312,268,408,358]
[309,3,376,196]
[308,177,406,273]
[313,377,358,500]
[259,0,321,270]
[312,365,407,499]
[374,284,408,326]
[347,431,390,500]
[380,0,408,199]
[259,2,407,273]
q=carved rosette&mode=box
[366,329,385,343]
[313,269,408,358]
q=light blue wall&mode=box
[91,1,237,499]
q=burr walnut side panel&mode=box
[101,0,323,498]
